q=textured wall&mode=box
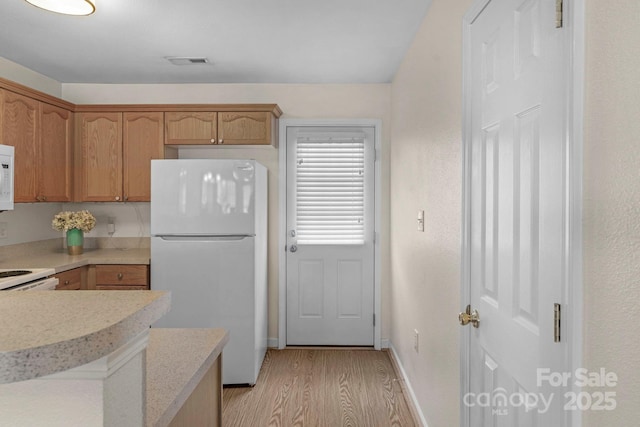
[389,0,472,425]
[583,0,640,425]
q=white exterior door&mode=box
[286,126,375,345]
[463,0,571,425]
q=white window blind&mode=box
[295,136,366,245]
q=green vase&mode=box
[66,228,84,255]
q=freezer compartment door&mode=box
[151,235,258,384]
[151,159,257,235]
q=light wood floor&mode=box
[222,348,418,427]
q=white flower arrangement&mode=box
[52,210,96,232]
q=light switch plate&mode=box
[417,210,424,232]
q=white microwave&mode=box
[0,144,14,211]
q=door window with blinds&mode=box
[292,132,373,245]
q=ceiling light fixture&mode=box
[24,0,96,16]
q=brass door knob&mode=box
[459,304,480,328]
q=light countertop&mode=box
[0,290,170,384]
[2,247,151,272]
[0,245,150,273]
[146,328,229,427]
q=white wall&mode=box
[389,0,472,425]
[0,57,61,97]
[0,203,63,246]
[61,203,149,239]
[63,83,391,343]
[583,0,640,425]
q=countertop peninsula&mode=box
[0,290,169,384]
[147,328,229,427]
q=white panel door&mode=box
[286,126,375,345]
[464,0,570,425]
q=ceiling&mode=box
[0,0,432,84]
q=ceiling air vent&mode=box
[165,57,210,66]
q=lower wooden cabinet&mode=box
[54,266,87,290]
[169,356,221,427]
[93,264,149,290]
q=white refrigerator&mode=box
[150,159,268,385]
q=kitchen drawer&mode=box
[55,267,84,290]
[95,265,149,286]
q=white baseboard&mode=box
[388,342,429,427]
[270,337,389,349]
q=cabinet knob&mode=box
[117,273,123,280]
[64,280,70,285]
[115,196,120,201]
[210,138,215,144]
[218,139,224,144]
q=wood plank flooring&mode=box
[222,349,418,427]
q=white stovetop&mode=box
[0,268,55,290]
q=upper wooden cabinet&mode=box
[0,88,72,202]
[218,112,274,145]
[39,103,73,202]
[165,110,277,146]
[165,112,217,145]
[77,112,123,202]
[0,76,282,203]
[77,111,163,202]
[123,112,164,201]
[0,89,39,202]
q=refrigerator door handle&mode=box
[157,235,254,242]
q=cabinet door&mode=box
[218,112,273,145]
[39,104,72,202]
[78,112,123,202]
[123,112,164,202]
[165,112,217,145]
[0,89,39,202]
[55,267,86,290]
[95,264,149,290]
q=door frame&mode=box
[278,118,382,350]
[460,0,584,426]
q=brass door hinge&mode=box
[554,303,561,342]
[556,0,563,28]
